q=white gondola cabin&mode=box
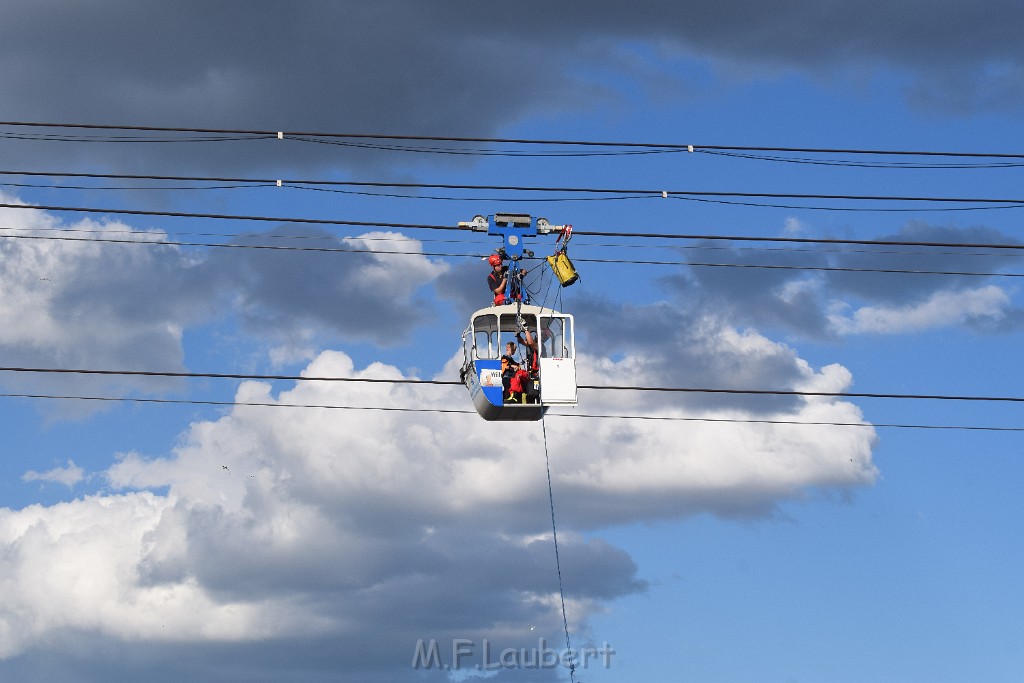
[461,304,577,421]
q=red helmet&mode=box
[488,254,502,267]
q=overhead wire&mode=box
[3,228,1022,279]
[665,194,1024,213]
[293,136,1024,168]
[290,134,680,159]
[575,256,1024,278]
[695,149,1024,169]
[3,202,1024,253]
[0,131,267,143]
[1,391,1021,432]
[2,120,1022,161]
[1,122,1020,438]
[2,181,278,192]
[0,222,493,249]
[288,184,658,203]
[2,222,1021,267]
[4,365,1024,403]
[5,178,1018,210]
[1,170,1023,210]
[3,217,1021,262]
[3,200,1022,278]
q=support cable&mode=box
[2,391,1023,432]
[2,230,1021,278]
[4,365,1024,403]
[5,222,1015,260]
[541,415,576,682]
[2,202,1023,254]
[1,120,1021,159]
[1,171,1022,206]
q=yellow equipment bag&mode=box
[546,252,579,287]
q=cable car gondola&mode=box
[457,213,578,421]
[461,303,577,421]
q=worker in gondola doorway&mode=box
[515,327,541,403]
[500,340,520,402]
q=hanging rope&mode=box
[510,264,526,330]
[541,415,576,682]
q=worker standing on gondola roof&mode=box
[486,253,527,305]
[487,254,509,305]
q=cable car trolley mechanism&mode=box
[458,213,578,421]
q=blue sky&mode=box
[1,2,1022,681]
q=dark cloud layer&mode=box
[1,0,1020,174]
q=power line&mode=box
[2,170,1022,207]
[0,201,447,232]
[4,202,1023,252]
[664,194,1024,213]
[292,137,1024,168]
[4,228,1022,279]
[693,148,1024,169]
[4,216,1022,256]
[7,176,1019,211]
[14,230,1024,279]
[2,222,1019,261]
[2,120,1022,159]
[4,366,1024,403]
[4,201,1019,252]
[0,222,491,248]
[574,229,1024,252]
[5,129,1018,167]
[0,230,478,258]
[1,391,1021,432]
[4,198,1023,276]
[585,383,1024,403]
[576,256,1024,278]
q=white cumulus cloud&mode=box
[21,459,85,488]
[0,339,878,672]
[828,285,1011,335]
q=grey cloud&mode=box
[965,305,1024,333]
[652,222,1024,338]
[434,256,499,313]
[573,298,809,414]
[124,504,642,681]
[661,240,833,338]
[1,635,446,683]
[0,214,445,409]
[1,632,591,683]
[0,221,205,408]
[0,0,1019,176]
[823,222,1024,304]
[194,227,443,345]
[0,2,571,176]
[904,63,1024,115]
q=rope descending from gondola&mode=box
[541,414,576,682]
